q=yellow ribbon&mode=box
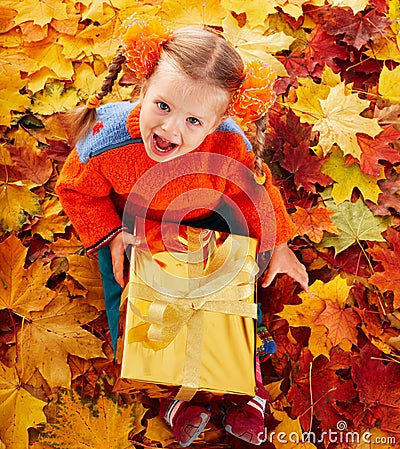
[123,229,258,401]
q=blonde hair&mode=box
[65,26,266,180]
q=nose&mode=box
[161,115,181,137]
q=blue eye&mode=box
[187,117,201,126]
[157,101,169,111]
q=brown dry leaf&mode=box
[8,145,53,185]
[39,389,146,449]
[0,362,46,449]
[0,234,55,314]
[67,254,105,311]
[16,293,104,388]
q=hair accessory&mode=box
[120,14,172,78]
[227,61,277,124]
[254,172,266,185]
[86,94,101,109]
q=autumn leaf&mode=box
[31,82,80,115]
[0,182,42,232]
[291,206,338,243]
[220,0,277,27]
[159,0,226,27]
[271,406,318,449]
[12,0,68,27]
[357,126,400,177]
[0,234,55,314]
[378,65,400,104]
[0,72,30,127]
[322,8,391,49]
[67,254,105,311]
[39,389,146,449]
[368,228,400,309]
[313,83,382,157]
[320,146,383,204]
[367,171,400,216]
[352,343,400,433]
[222,14,293,76]
[319,198,392,254]
[0,362,46,449]
[31,196,69,242]
[144,416,175,447]
[16,293,104,388]
[8,145,53,185]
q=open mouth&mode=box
[152,133,178,154]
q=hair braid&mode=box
[253,115,267,182]
[64,47,127,146]
[96,46,127,101]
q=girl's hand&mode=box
[260,243,309,291]
[109,231,141,288]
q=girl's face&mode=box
[139,64,230,162]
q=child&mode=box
[56,15,308,446]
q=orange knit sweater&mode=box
[56,103,295,254]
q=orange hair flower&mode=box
[120,14,172,78]
[227,61,277,123]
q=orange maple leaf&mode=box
[291,206,338,243]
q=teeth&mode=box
[153,134,177,152]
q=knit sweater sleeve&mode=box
[55,149,125,254]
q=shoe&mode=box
[161,399,211,447]
[224,396,267,445]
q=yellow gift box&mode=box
[115,221,258,400]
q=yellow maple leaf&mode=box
[74,62,107,98]
[313,83,382,157]
[19,21,48,42]
[291,67,342,124]
[389,0,400,48]
[222,14,293,76]
[16,293,104,388]
[220,0,277,27]
[366,33,400,63]
[26,67,58,93]
[31,81,80,115]
[39,389,146,449]
[58,35,95,60]
[145,416,175,446]
[0,182,42,232]
[12,0,68,27]
[67,254,105,311]
[328,0,368,13]
[31,196,69,242]
[321,146,383,204]
[276,0,309,20]
[28,40,74,79]
[0,234,55,314]
[378,65,400,104]
[0,72,30,126]
[271,408,318,449]
[159,0,227,27]
[0,363,46,449]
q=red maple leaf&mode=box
[275,49,311,93]
[352,342,400,434]
[304,25,349,76]
[44,138,72,161]
[281,143,332,193]
[320,246,371,278]
[357,126,400,177]
[322,8,392,50]
[367,171,400,216]
[288,348,357,430]
[368,228,400,309]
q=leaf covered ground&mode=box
[1,0,400,448]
